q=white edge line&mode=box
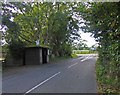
[68,62,78,68]
[24,72,61,94]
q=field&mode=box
[72,50,97,54]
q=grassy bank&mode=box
[49,56,71,63]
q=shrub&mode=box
[9,40,25,60]
[71,53,78,58]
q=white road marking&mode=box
[81,57,87,62]
[81,56,93,62]
[81,59,86,62]
[24,72,61,94]
[78,56,84,59]
[87,57,93,59]
[68,62,78,68]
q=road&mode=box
[3,54,98,93]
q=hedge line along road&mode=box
[3,54,98,93]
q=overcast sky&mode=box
[80,32,97,47]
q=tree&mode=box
[2,2,80,58]
[1,2,27,59]
[78,2,120,93]
[72,39,89,50]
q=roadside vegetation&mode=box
[1,2,120,93]
[71,39,98,58]
[80,2,120,93]
[71,50,97,58]
[72,50,97,54]
[1,2,80,60]
[49,56,71,63]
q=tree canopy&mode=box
[1,2,80,57]
[1,2,120,92]
[78,2,120,93]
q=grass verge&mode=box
[49,56,71,63]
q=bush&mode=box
[96,59,120,93]
[71,53,78,58]
[9,41,25,60]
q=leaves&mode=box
[79,2,120,93]
[2,2,80,57]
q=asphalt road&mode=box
[3,54,98,93]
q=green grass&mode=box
[49,56,71,63]
[71,53,78,58]
[73,50,97,54]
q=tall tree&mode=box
[78,2,120,92]
[2,2,80,57]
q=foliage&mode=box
[2,45,9,59]
[9,40,25,59]
[73,50,96,54]
[79,2,120,93]
[96,60,120,93]
[50,56,71,63]
[1,2,80,58]
[72,39,90,50]
[1,2,27,60]
[2,2,120,93]
[71,53,78,58]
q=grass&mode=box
[71,53,78,58]
[73,50,97,54]
[49,56,71,63]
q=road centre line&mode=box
[24,56,93,94]
[78,56,84,59]
[81,56,93,62]
[68,62,78,68]
[81,57,88,62]
[81,59,86,62]
[24,72,61,94]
